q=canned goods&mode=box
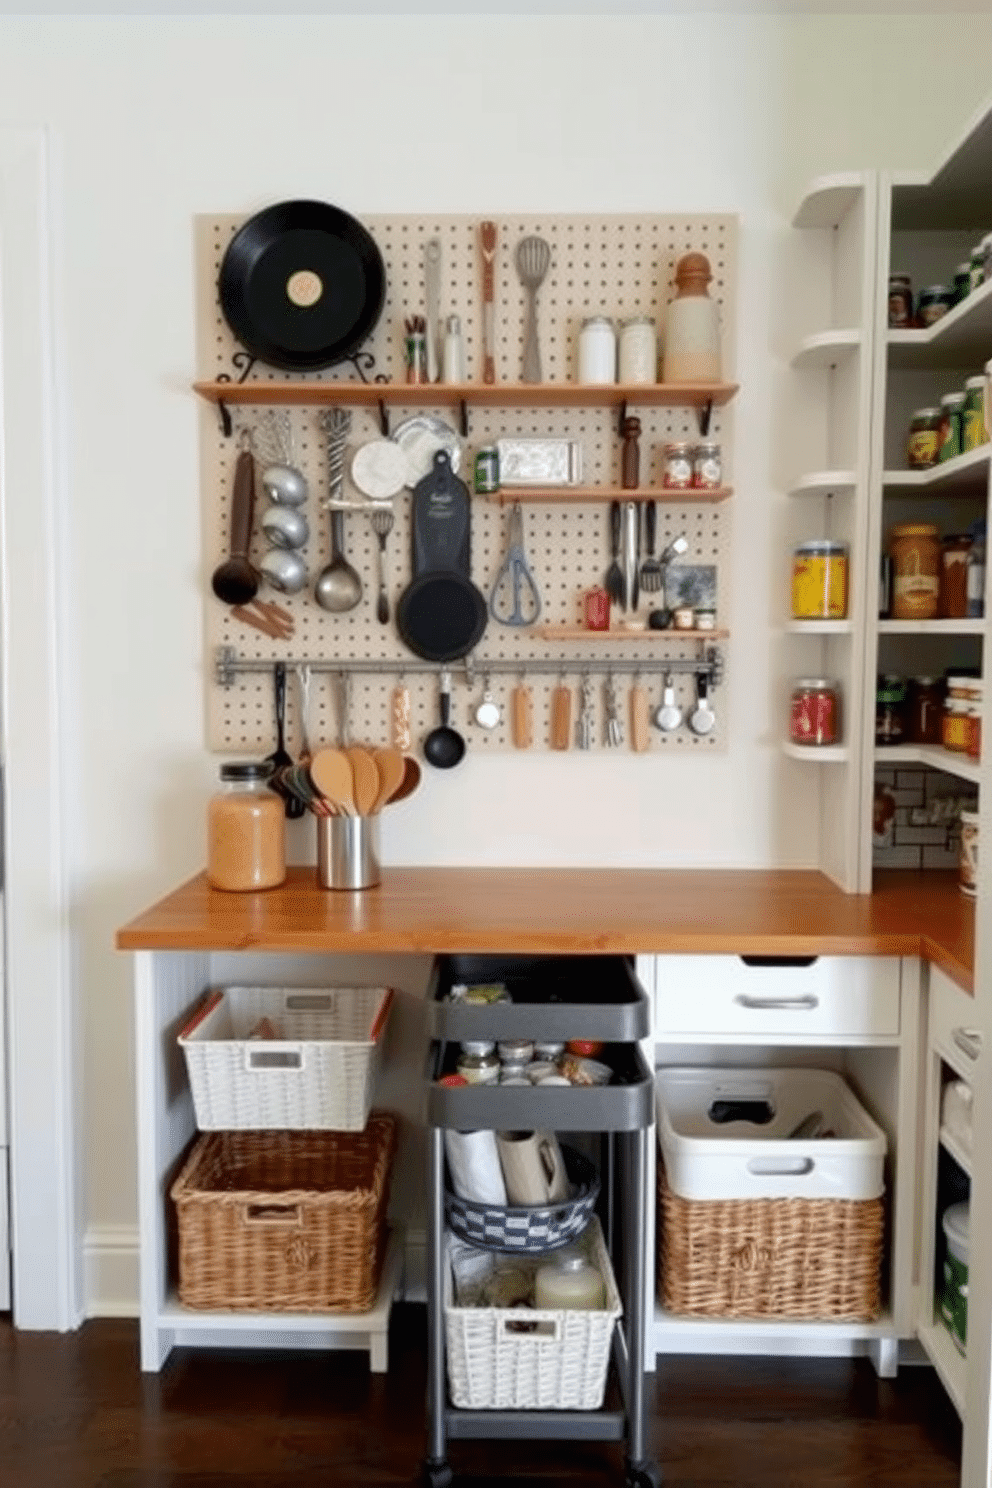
[662,441,693,489]
[917,285,954,326]
[791,541,849,620]
[907,407,942,468]
[692,441,722,489]
[962,377,988,451]
[790,679,839,747]
[888,273,914,328]
[474,446,500,494]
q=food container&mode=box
[907,408,942,468]
[952,263,972,304]
[940,1202,970,1352]
[875,675,907,744]
[963,376,988,451]
[207,762,286,893]
[968,533,985,616]
[317,814,380,891]
[578,316,616,384]
[662,441,694,489]
[968,702,983,760]
[938,392,965,462]
[457,1041,500,1085]
[917,285,953,326]
[971,242,988,291]
[496,437,583,486]
[474,446,499,494]
[906,676,944,745]
[497,1038,534,1065]
[617,316,657,383]
[959,809,979,897]
[941,533,973,617]
[692,441,722,490]
[890,523,940,618]
[790,678,839,747]
[791,540,848,619]
[943,698,971,753]
[888,273,913,327]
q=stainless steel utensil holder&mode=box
[317,815,381,890]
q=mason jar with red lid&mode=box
[790,678,839,747]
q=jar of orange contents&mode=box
[207,762,286,892]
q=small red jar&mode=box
[584,586,611,630]
[790,678,839,747]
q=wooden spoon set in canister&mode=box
[270,745,420,819]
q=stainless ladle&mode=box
[315,507,362,612]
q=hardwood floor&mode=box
[0,1306,962,1487]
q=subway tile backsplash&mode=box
[873,766,976,871]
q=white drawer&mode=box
[655,955,901,1041]
[928,965,982,1081]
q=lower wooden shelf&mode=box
[536,625,728,641]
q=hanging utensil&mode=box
[369,506,394,625]
[489,502,542,627]
[576,675,595,750]
[630,679,650,753]
[263,663,306,820]
[211,435,260,606]
[604,501,623,608]
[515,234,551,384]
[315,409,361,613]
[604,675,623,747]
[480,220,498,384]
[654,672,683,732]
[396,450,488,663]
[424,237,442,383]
[622,501,638,614]
[639,502,664,593]
[474,674,501,729]
[371,747,407,812]
[550,682,572,751]
[688,672,717,736]
[423,670,466,769]
[511,682,533,749]
[310,748,357,817]
[391,682,412,751]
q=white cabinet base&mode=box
[650,1308,901,1376]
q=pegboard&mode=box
[197,212,737,756]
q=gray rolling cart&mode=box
[421,955,660,1488]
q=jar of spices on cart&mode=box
[207,762,286,893]
[790,678,839,747]
[890,523,941,619]
[457,1041,500,1085]
[876,676,908,745]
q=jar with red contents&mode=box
[790,678,840,747]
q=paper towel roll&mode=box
[444,1129,508,1205]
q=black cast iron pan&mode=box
[219,199,386,372]
[396,451,487,663]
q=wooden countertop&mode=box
[116,867,975,992]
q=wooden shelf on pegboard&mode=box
[486,485,734,504]
[535,626,729,641]
[193,379,739,411]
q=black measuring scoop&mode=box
[396,450,487,663]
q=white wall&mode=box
[0,12,989,1309]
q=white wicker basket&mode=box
[178,985,393,1131]
[444,1216,621,1411]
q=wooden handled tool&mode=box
[630,683,650,753]
[550,685,572,751]
[511,684,533,749]
[480,220,497,385]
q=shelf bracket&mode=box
[696,398,713,438]
[618,399,628,439]
[217,400,233,439]
[378,400,390,437]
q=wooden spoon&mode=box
[388,755,421,805]
[309,748,357,817]
[346,746,381,818]
[371,747,407,813]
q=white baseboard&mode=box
[84,1224,140,1318]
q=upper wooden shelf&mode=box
[487,485,733,505]
[535,625,728,641]
[193,379,739,411]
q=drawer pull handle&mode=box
[734,994,819,1011]
[740,956,818,969]
[952,1027,983,1062]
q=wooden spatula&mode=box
[309,748,357,817]
[346,746,381,818]
[550,685,572,751]
[388,755,422,804]
[630,683,650,753]
[512,684,533,749]
[371,747,406,813]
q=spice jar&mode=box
[662,252,721,382]
[890,523,941,619]
[938,392,966,463]
[790,678,839,747]
[875,675,907,745]
[968,700,982,761]
[941,534,973,617]
[617,316,657,383]
[578,316,617,384]
[692,441,722,490]
[907,408,942,468]
[963,376,988,451]
[917,285,953,326]
[791,541,849,619]
[662,441,694,489]
[456,1041,500,1085]
[888,273,914,327]
[206,762,286,892]
[943,699,972,753]
[907,677,944,745]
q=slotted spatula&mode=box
[516,235,551,383]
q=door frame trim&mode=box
[0,126,81,1329]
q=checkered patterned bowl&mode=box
[444,1145,600,1254]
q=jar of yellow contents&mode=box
[791,541,849,620]
[207,761,286,892]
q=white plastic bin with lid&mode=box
[655,1067,886,1202]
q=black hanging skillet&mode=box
[396,451,488,663]
[219,199,386,372]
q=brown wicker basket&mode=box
[171,1113,397,1313]
[658,1166,884,1322]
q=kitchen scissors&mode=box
[489,501,542,626]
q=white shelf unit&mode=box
[882,444,990,497]
[783,172,877,891]
[644,953,920,1379]
[875,744,981,786]
[782,740,850,764]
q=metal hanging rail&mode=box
[214,645,724,690]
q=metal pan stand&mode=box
[421,954,660,1488]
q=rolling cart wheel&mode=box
[625,1458,662,1488]
[421,1457,453,1488]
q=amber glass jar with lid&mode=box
[940,534,973,617]
[207,762,286,892]
[907,676,944,745]
[943,699,972,753]
[890,523,941,619]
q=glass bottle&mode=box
[662,252,721,383]
[207,762,286,892]
[535,1249,605,1310]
